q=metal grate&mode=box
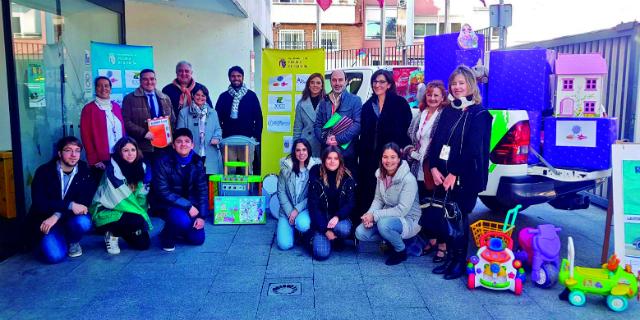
[267,282,301,296]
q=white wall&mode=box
[0,6,12,151]
[125,1,258,96]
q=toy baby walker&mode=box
[468,205,526,295]
[516,224,562,288]
[559,237,639,312]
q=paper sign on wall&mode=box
[268,94,292,112]
[555,120,597,148]
[267,115,291,133]
[268,74,293,91]
[296,74,310,92]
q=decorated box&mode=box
[542,117,617,171]
[487,49,556,112]
[554,53,607,117]
[214,196,266,225]
[424,33,485,88]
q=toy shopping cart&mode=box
[470,204,521,247]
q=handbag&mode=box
[419,190,464,240]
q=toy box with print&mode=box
[543,117,617,171]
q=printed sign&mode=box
[268,94,292,113]
[555,120,597,148]
[214,196,266,225]
[148,116,172,148]
[267,115,291,133]
[268,74,293,92]
[296,74,310,92]
[613,144,640,274]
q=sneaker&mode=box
[68,242,83,258]
[162,245,175,252]
[104,232,121,255]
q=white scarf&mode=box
[95,97,122,152]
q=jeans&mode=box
[39,214,92,264]
[356,216,405,252]
[97,212,150,250]
[312,219,352,260]
[277,210,311,250]
[160,207,205,248]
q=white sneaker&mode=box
[104,232,121,255]
[68,242,83,257]
[162,246,175,252]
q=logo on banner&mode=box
[268,94,292,112]
[269,74,292,91]
[108,53,116,65]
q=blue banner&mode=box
[90,42,154,105]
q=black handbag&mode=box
[419,191,464,240]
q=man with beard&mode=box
[214,66,262,174]
[162,60,212,116]
[28,136,96,263]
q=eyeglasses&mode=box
[373,80,388,85]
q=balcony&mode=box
[272,2,356,24]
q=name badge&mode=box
[439,145,451,161]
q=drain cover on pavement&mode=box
[268,282,301,296]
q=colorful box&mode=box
[214,196,266,225]
[424,33,485,88]
[487,49,556,112]
[542,117,617,171]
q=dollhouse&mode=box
[554,53,607,117]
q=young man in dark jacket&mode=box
[152,128,208,251]
[29,136,96,263]
[214,66,263,174]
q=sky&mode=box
[496,0,640,46]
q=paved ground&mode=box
[0,201,636,320]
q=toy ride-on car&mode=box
[467,231,526,295]
[559,236,639,312]
[516,224,562,288]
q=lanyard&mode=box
[59,164,78,199]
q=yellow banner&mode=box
[260,49,325,177]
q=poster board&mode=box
[261,49,325,177]
[214,196,266,225]
[91,42,154,105]
[612,143,640,274]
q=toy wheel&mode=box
[568,290,586,307]
[535,264,558,289]
[468,273,475,290]
[514,278,523,295]
[606,295,628,312]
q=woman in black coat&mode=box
[428,65,492,280]
[357,69,412,222]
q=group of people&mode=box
[29,62,262,263]
[277,65,491,280]
[27,60,492,281]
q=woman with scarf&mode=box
[91,137,152,254]
[80,76,125,179]
[177,87,223,174]
[162,60,212,116]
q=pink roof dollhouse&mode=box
[554,54,607,117]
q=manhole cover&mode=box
[268,282,301,296]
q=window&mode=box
[365,7,397,39]
[273,0,304,3]
[586,78,597,90]
[438,23,462,34]
[562,79,574,91]
[313,30,340,51]
[278,30,305,49]
[584,101,596,114]
[414,23,437,38]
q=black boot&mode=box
[432,258,452,274]
[385,248,407,265]
[443,260,465,280]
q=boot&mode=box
[443,260,465,280]
[432,258,453,274]
[385,248,407,266]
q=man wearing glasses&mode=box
[28,136,97,263]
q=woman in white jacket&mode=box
[356,142,422,265]
[276,138,320,250]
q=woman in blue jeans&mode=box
[308,146,356,260]
[356,143,422,265]
[276,138,320,250]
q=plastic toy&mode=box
[559,236,639,312]
[467,230,526,295]
[470,204,521,247]
[516,224,562,288]
[554,53,607,118]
